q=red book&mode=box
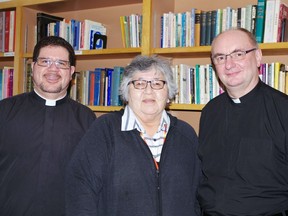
[278,3,288,42]
[88,71,95,106]
[4,10,10,52]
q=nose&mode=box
[48,61,59,69]
[144,82,153,93]
[224,55,236,70]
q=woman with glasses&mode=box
[66,55,201,216]
[198,28,288,215]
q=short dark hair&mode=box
[32,36,76,66]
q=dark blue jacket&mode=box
[66,109,201,216]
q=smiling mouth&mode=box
[45,74,61,82]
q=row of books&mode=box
[0,66,14,100]
[263,0,288,43]
[36,12,107,50]
[120,14,142,48]
[160,0,288,48]
[0,10,16,52]
[69,66,124,106]
[259,62,288,94]
[68,62,288,107]
[172,62,288,105]
[21,62,288,106]
[172,64,222,105]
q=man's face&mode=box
[31,45,75,99]
[211,30,262,97]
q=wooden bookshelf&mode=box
[1,0,288,132]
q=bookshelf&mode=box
[2,0,288,133]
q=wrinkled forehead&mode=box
[212,30,252,54]
[133,67,164,79]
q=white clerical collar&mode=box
[34,90,66,106]
[231,98,241,104]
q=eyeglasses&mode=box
[36,58,71,69]
[212,48,257,65]
[128,80,166,90]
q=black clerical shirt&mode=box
[0,91,95,216]
[198,81,288,215]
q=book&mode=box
[36,12,64,42]
[99,68,106,106]
[119,16,126,47]
[25,60,33,92]
[274,61,281,90]
[255,0,266,43]
[194,9,201,47]
[200,11,207,46]
[210,10,217,43]
[215,9,222,36]
[279,63,286,93]
[88,70,95,105]
[179,64,189,104]
[105,68,113,106]
[251,5,258,36]
[278,2,288,42]
[93,68,102,106]
[263,0,275,43]
[4,10,9,52]
[111,66,124,106]
[8,10,15,52]
[81,19,106,50]
[0,11,5,52]
[205,10,212,46]
[194,64,200,104]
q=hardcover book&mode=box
[36,12,64,42]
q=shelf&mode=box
[23,48,141,58]
[168,103,205,111]
[89,103,205,112]
[153,42,288,57]
[26,0,143,13]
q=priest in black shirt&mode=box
[198,28,288,215]
[0,36,96,216]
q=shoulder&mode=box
[260,82,288,118]
[261,82,288,101]
[202,92,227,113]
[89,109,123,129]
[169,113,198,139]
[66,97,96,117]
[0,92,29,111]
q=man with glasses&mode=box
[0,36,96,215]
[65,55,201,216]
[198,28,288,215]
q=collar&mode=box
[121,105,170,134]
[33,90,67,106]
[229,79,262,105]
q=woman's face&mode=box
[128,68,169,122]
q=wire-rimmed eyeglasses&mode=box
[36,58,71,69]
[128,80,166,90]
[212,48,257,65]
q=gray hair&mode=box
[119,55,177,103]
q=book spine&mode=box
[255,0,266,43]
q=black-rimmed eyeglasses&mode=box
[128,80,166,90]
[36,58,71,69]
[212,48,257,65]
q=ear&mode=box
[69,66,75,80]
[31,62,36,76]
[255,48,262,67]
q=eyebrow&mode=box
[212,49,245,57]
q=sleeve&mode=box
[65,118,109,216]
